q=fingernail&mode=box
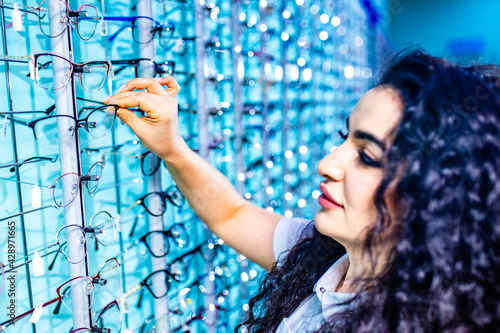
[117,84,127,92]
[102,96,111,103]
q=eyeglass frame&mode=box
[0,276,98,328]
[118,185,185,218]
[139,223,189,258]
[69,300,122,333]
[82,141,161,177]
[9,107,118,144]
[54,258,121,316]
[0,0,100,40]
[104,15,175,45]
[48,214,118,271]
[0,155,60,172]
[117,268,180,310]
[0,161,103,207]
[0,52,112,92]
[111,58,175,77]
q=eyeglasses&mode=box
[118,268,180,309]
[52,211,117,264]
[47,213,117,271]
[0,0,99,40]
[119,185,185,217]
[0,161,103,207]
[104,16,175,46]
[121,222,189,259]
[40,221,115,266]
[0,155,59,172]
[0,52,112,91]
[53,258,122,317]
[70,300,122,333]
[82,140,161,177]
[0,204,58,223]
[168,239,225,282]
[166,270,230,330]
[111,58,175,78]
[4,106,118,149]
[0,276,98,329]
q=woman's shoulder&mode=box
[273,217,314,264]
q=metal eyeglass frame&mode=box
[0,0,100,40]
[0,276,98,329]
[111,58,175,78]
[3,106,118,144]
[104,15,175,45]
[0,52,112,92]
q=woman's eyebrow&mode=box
[353,131,387,152]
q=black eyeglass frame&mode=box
[139,223,189,258]
[111,58,176,77]
[137,185,185,217]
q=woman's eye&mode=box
[358,150,382,168]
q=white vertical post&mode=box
[260,2,270,208]
[48,0,91,329]
[136,1,170,332]
[193,2,217,332]
[281,1,291,214]
[231,1,249,322]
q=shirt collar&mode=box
[313,253,351,302]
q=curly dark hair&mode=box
[237,50,500,332]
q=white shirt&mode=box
[273,217,354,332]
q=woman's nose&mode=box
[317,145,345,181]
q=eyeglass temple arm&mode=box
[53,285,70,315]
[129,216,140,237]
[1,295,60,327]
[0,205,57,223]
[136,288,145,308]
[8,155,58,172]
[108,26,129,43]
[48,243,65,271]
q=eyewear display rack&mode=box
[0,0,377,332]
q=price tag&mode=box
[173,37,184,53]
[32,251,45,277]
[29,303,44,323]
[122,298,129,313]
[100,20,108,36]
[12,4,24,32]
[3,115,8,138]
[32,185,41,208]
[116,214,122,232]
[28,60,36,80]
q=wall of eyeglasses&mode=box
[0,0,376,332]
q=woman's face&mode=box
[314,86,403,249]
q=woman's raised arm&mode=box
[103,76,282,270]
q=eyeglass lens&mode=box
[89,211,116,246]
[141,151,161,176]
[60,277,94,313]
[57,225,87,264]
[84,106,118,139]
[145,270,170,299]
[75,5,99,41]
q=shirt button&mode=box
[319,287,326,293]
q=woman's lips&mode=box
[319,183,344,209]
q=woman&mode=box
[104,50,500,332]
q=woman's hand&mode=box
[102,76,184,159]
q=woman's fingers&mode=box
[157,76,181,98]
[114,76,181,98]
[115,107,144,130]
[108,91,173,120]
